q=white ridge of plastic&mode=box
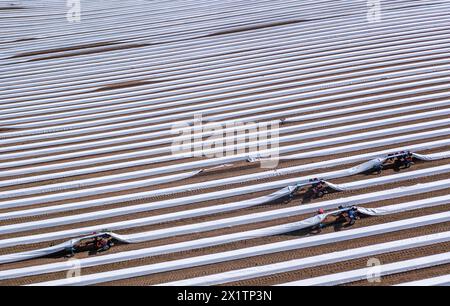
[160,231,450,286]
[279,252,450,286]
[3,1,445,74]
[0,138,447,200]
[2,176,450,250]
[1,153,448,227]
[2,38,448,101]
[394,274,450,286]
[1,128,448,188]
[3,64,450,130]
[3,26,449,112]
[2,69,449,138]
[1,74,447,142]
[0,169,202,205]
[1,54,449,124]
[2,192,448,265]
[27,212,450,286]
[4,2,447,77]
[1,97,449,159]
[1,116,448,177]
[0,188,445,280]
[4,1,447,66]
[2,80,449,149]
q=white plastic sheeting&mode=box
[1,128,449,188]
[279,252,450,286]
[1,158,448,231]
[1,44,448,117]
[2,69,449,139]
[395,274,450,286]
[1,139,447,200]
[1,79,448,147]
[2,192,449,266]
[0,169,203,204]
[160,231,450,286]
[0,169,203,199]
[1,111,448,171]
[2,58,449,127]
[0,204,443,282]
[2,97,449,159]
[0,185,297,248]
[27,212,450,286]
[1,177,449,252]
[0,148,407,209]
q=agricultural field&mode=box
[0,0,449,287]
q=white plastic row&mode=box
[1,137,447,200]
[4,18,450,115]
[2,92,449,159]
[279,252,450,286]
[4,61,450,130]
[2,75,449,147]
[161,231,450,286]
[2,71,448,141]
[1,1,307,46]
[3,1,440,65]
[395,274,450,286]
[28,211,450,286]
[3,2,445,76]
[0,180,450,279]
[4,17,447,93]
[3,107,449,170]
[2,103,448,168]
[2,89,447,154]
[1,190,447,268]
[2,164,449,242]
[2,127,448,188]
[3,42,449,114]
[0,0,298,35]
[3,28,449,101]
[1,0,341,56]
[3,29,449,98]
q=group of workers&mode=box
[312,206,360,233]
[65,234,114,257]
[309,178,328,198]
[373,150,415,174]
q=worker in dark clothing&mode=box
[347,206,359,225]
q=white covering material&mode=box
[3,192,447,267]
[1,176,450,252]
[0,169,203,199]
[0,98,448,160]
[0,117,448,177]
[279,252,450,286]
[28,212,450,286]
[160,231,450,286]
[1,190,447,267]
[394,274,450,286]
[0,169,203,204]
[1,128,448,187]
[0,186,296,263]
